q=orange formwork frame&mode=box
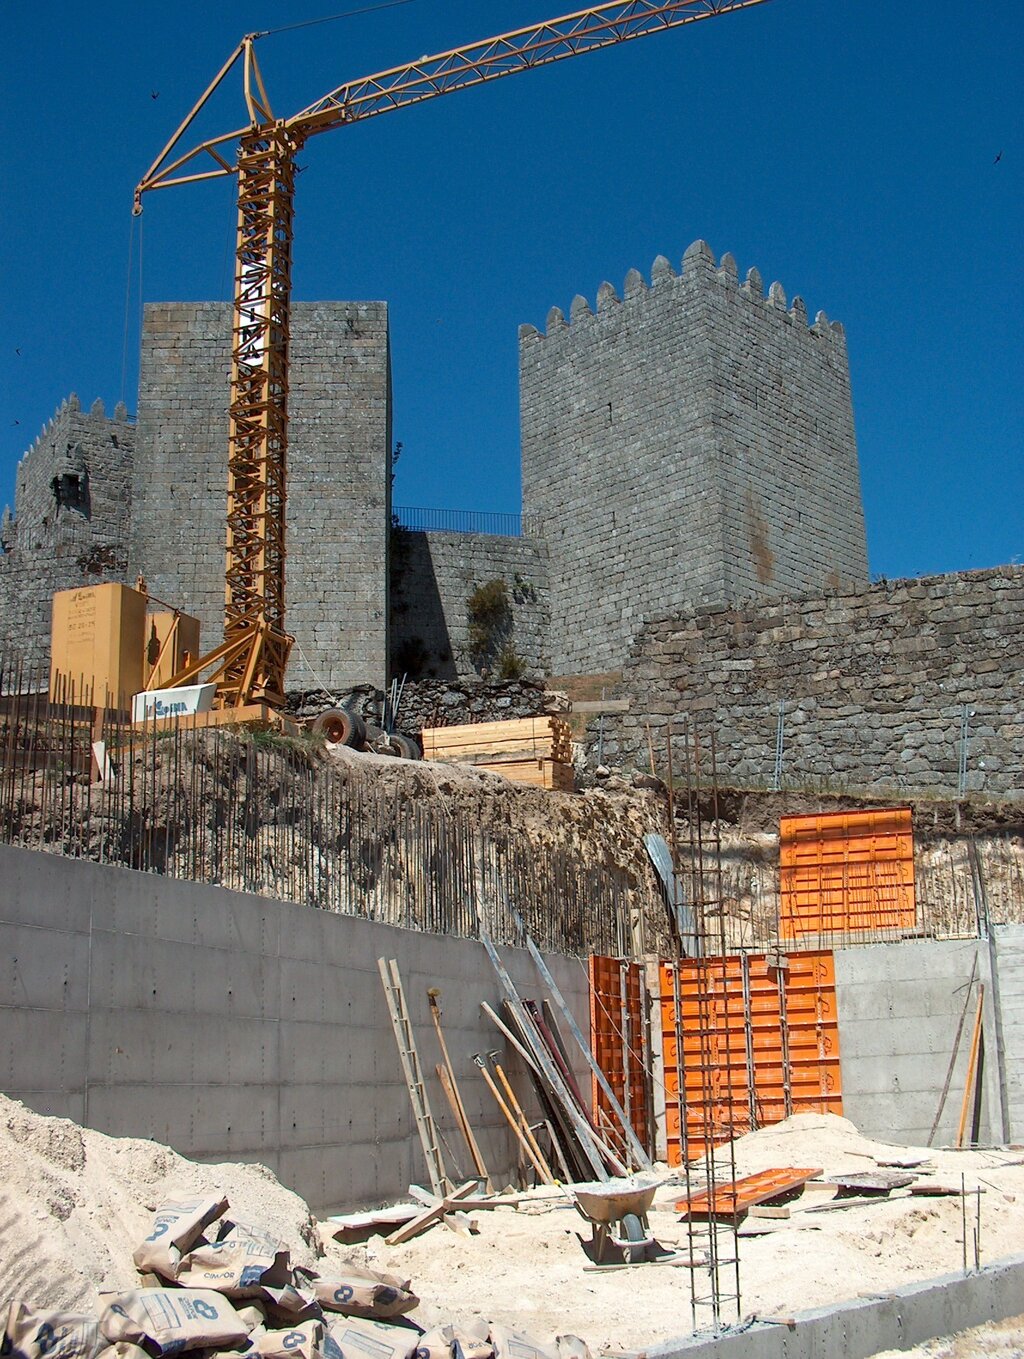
[658,950,842,1165]
[779,808,916,943]
[588,955,651,1158]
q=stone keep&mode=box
[520,240,870,676]
[130,301,391,691]
[0,397,134,670]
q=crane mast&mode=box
[135,0,771,709]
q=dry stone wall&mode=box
[520,240,869,676]
[0,397,134,669]
[601,566,1024,801]
[131,301,391,691]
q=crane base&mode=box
[134,702,299,736]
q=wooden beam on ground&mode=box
[384,1180,478,1246]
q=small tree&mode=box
[467,578,514,676]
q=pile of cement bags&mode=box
[3,1195,590,1359]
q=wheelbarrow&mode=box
[572,1180,658,1264]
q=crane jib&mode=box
[134,0,772,709]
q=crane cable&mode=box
[256,0,418,41]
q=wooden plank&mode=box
[677,1167,823,1219]
[422,719,564,747]
[384,1180,478,1245]
[829,1171,917,1196]
[570,699,631,714]
[475,759,574,791]
[326,1204,420,1235]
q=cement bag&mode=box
[95,1346,149,1359]
[308,1264,418,1318]
[234,1306,269,1333]
[2,1305,103,1359]
[555,1340,591,1359]
[414,1325,454,1359]
[327,1317,421,1359]
[256,1321,331,1359]
[258,1289,320,1325]
[133,1196,230,1279]
[176,1231,291,1298]
[451,1322,492,1359]
[488,1328,558,1359]
[99,1289,248,1355]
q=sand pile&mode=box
[0,1093,321,1312]
[364,1114,1024,1350]
[4,1098,1024,1355]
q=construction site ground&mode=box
[6,1096,1024,1356]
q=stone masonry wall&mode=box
[131,302,391,692]
[520,240,868,677]
[389,528,549,680]
[0,397,134,669]
[601,566,1024,800]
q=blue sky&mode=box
[2,0,1021,580]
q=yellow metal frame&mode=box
[136,0,770,708]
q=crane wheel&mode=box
[310,708,366,748]
[387,733,422,761]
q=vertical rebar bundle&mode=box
[0,664,629,957]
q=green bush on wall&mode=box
[467,578,525,678]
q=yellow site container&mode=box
[50,582,147,707]
[144,611,201,689]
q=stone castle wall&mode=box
[0,397,134,670]
[131,302,391,691]
[520,240,869,677]
[600,566,1024,801]
[389,529,549,680]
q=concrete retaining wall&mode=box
[0,844,589,1215]
[644,1253,1024,1359]
[834,938,1000,1147]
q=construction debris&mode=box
[6,1098,1024,1353]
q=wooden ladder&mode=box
[378,957,449,1198]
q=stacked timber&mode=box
[421,716,574,792]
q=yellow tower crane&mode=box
[135,0,770,712]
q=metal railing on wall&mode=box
[393,506,540,538]
[0,661,630,958]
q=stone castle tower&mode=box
[129,301,392,691]
[0,239,869,690]
[520,239,869,675]
[0,396,135,670]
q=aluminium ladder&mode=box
[378,957,449,1198]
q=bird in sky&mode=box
[994,150,1003,163]
[151,90,160,100]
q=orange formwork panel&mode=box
[779,808,916,941]
[588,955,650,1158]
[659,950,842,1166]
[677,1166,823,1219]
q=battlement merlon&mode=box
[518,239,847,351]
[8,394,136,539]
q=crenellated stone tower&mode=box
[0,396,134,670]
[519,239,869,676]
